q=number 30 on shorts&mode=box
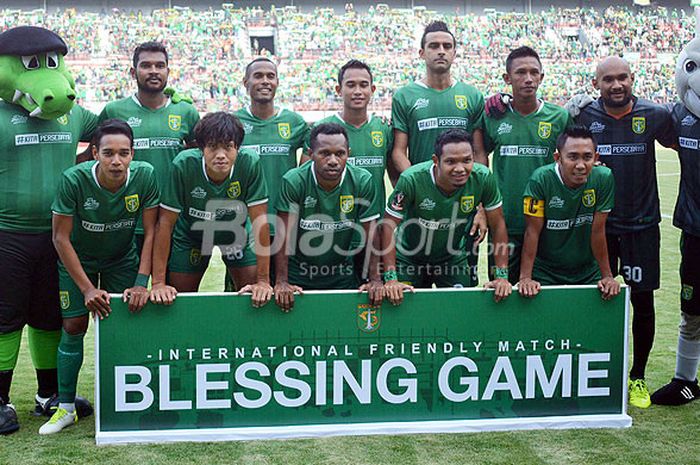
[622,265,643,283]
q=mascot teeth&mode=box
[29,107,42,117]
[12,89,22,103]
[25,93,35,106]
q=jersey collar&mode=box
[131,94,172,109]
[310,161,347,188]
[246,105,281,120]
[201,155,234,183]
[334,112,372,127]
[92,161,131,190]
[507,99,544,115]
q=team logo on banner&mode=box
[189,248,201,266]
[357,303,380,332]
[124,194,140,213]
[538,121,552,139]
[57,115,69,125]
[59,291,70,310]
[227,181,241,199]
[454,95,468,110]
[278,123,291,139]
[582,189,596,207]
[632,117,646,134]
[371,131,384,147]
[340,195,354,213]
[682,284,694,301]
[168,114,182,131]
[460,195,474,213]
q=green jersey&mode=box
[391,81,484,164]
[277,162,380,287]
[523,163,615,284]
[161,148,268,249]
[309,113,392,213]
[0,101,99,232]
[235,107,308,233]
[386,161,502,264]
[51,160,159,261]
[481,101,571,235]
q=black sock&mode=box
[630,291,655,380]
[0,370,13,404]
[35,368,58,399]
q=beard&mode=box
[137,78,167,94]
[602,93,632,108]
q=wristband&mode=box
[383,270,398,282]
[134,273,149,288]
[494,267,509,280]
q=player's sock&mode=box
[58,402,75,413]
[0,330,22,404]
[675,334,700,382]
[57,329,85,404]
[630,291,655,380]
[0,370,12,405]
[27,326,61,398]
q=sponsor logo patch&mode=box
[496,122,512,135]
[57,115,68,125]
[548,196,564,209]
[538,121,552,139]
[168,114,182,131]
[454,94,468,110]
[632,116,646,134]
[411,98,430,111]
[340,195,354,214]
[682,284,694,301]
[371,131,384,148]
[127,116,142,127]
[10,114,27,125]
[190,187,207,199]
[589,121,606,133]
[278,122,291,139]
[59,291,70,310]
[418,198,436,210]
[303,196,317,208]
[460,195,474,214]
[124,194,140,213]
[83,197,100,210]
[681,115,697,126]
[227,181,241,199]
[390,192,405,211]
[189,248,202,266]
[582,189,596,208]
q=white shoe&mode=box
[39,407,77,435]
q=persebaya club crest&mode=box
[59,291,70,310]
[340,195,354,213]
[538,121,552,139]
[278,122,291,139]
[632,117,646,134]
[189,248,202,266]
[682,284,694,301]
[454,94,468,110]
[168,114,182,131]
[124,194,140,213]
[57,114,68,125]
[371,131,384,148]
[227,181,241,199]
[357,304,380,332]
[582,189,596,207]
[460,195,474,213]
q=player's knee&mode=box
[679,312,700,341]
[63,316,88,336]
[631,290,655,317]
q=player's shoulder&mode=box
[368,114,391,131]
[392,81,422,100]
[313,114,336,127]
[401,160,432,182]
[279,108,307,125]
[453,81,482,96]
[346,161,374,184]
[589,164,614,183]
[129,160,156,175]
[470,162,492,179]
[530,162,557,182]
[282,160,311,184]
[541,101,569,119]
[62,160,95,182]
[172,147,202,167]
[237,146,262,166]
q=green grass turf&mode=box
[4,146,700,464]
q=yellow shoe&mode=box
[629,378,652,409]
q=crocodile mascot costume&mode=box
[0,26,94,435]
[650,38,700,405]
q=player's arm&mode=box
[472,129,489,167]
[482,206,511,302]
[52,213,112,319]
[273,211,303,312]
[299,150,311,165]
[150,207,179,305]
[238,202,273,308]
[358,219,383,307]
[519,199,545,298]
[381,213,413,305]
[123,206,158,312]
[390,129,411,180]
[591,211,620,300]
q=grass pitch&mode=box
[3,146,700,465]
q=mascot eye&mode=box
[685,60,698,73]
[21,55,40,70]
[46,52,59,69]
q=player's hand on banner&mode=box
[149,283,178,305]
[383,279,414,306]
[238,281,274,308]
[563,93,594,118]
[85,288,112,319]
[483,278,512,302]
[163,87,194,105]
[123,286,149,312]
[598,276,620,300]
[517,278,541,298]
[274,281,303,313]
[359,279,384,307]
[484,93,512,119]
[470,207,488,244]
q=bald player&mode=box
[573,56,675,409]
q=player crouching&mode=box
[40,119,159,434]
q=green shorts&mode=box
[58,251,139,319]
[168,233,256,274]
[533,261,600,286]
[396,253,476,288]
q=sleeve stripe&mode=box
[385,208,403,219]
[51,211,73,217]
[484,201,503,212]
[599,209,612,213]
[359,213,380,223]
[247,198,269,207]
[159,203,181,213]
[144,205,160,210]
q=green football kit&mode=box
[160,148,268,273]
[51,160,159,318]
[276,162,380,289]
[386,161,502,287]
[523,163,615,285]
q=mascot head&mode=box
[0,26,76,120]
[676,37,700,118]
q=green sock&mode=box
[27,327,61,369]
[0,330,22,371]
[57,330,85,404]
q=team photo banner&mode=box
[95,286,631,445]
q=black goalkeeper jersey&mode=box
[575,97,674,234]
[671,103,700,237]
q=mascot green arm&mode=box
[163,86,194,105]
[0,26,76,120]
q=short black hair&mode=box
[92,119,133,149]
[420,21,456,49]
[194,112,245,150]
[309,122,348,153]
[556,125,597,153]
[434,129,473,159]
[244,57,277,80]
[337,59,373,86]
[132,41,168,68]
[505,45,542,73]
